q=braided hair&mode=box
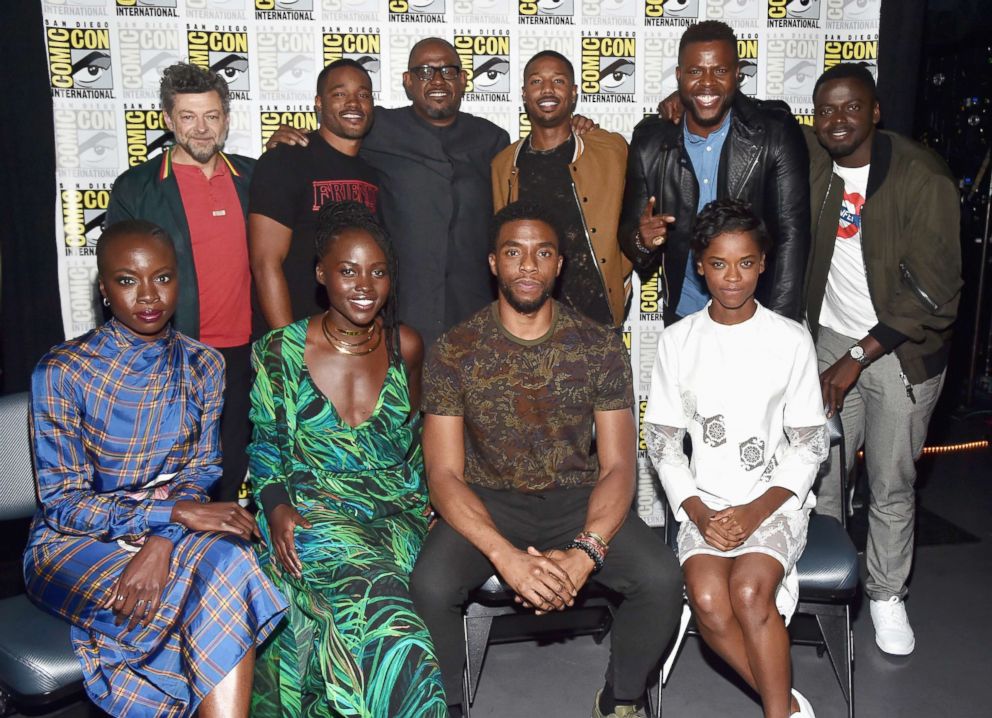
[314,200,402,363]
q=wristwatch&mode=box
[848,345,871,368]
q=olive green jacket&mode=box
[804,128,962,383]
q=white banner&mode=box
[41,0,881,525]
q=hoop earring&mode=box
[102,297,110,307]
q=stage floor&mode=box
[6,413,991,718]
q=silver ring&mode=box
[116,594,125,602]
[136,599,146,605]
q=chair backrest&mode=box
[0,392,40,521]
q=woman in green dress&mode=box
[248,201,446,717]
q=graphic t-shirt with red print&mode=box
[820,162,878,338]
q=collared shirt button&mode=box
[706,146,713,152]
[703,178,710,184]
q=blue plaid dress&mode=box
[23,320,287,718]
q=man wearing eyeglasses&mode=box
[268,38,510,346]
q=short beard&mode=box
[175,136,224,164]
[678,88,734,129]
[499,279,553,315]
[422,102,459,120]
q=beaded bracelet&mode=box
[565,539,605,573]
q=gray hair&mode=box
[159,62,230,115]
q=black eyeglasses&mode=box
[409,64,462,82]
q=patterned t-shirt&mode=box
[422,301,633,492]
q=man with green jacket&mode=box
[106,63,255,503]
[805,63,962,656]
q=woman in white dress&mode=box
[644,200,827,718]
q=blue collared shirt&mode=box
[675,110,732,317]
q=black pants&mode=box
[213,344,252,502]
[409,485,683,704]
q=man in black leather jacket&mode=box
[619,20,810,325]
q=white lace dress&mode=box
[644,303,828,620]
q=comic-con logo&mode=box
[639,268,664,320]
[255,0,315,20]
[388,0,446,23]
[823,36,877,74]
[46,24,114,98]
[323,31,381,95]
[260,108,317,151]
[60,185,110,255]
[794,111,814,127]
[119,26,180,97]
[766,37,818,100]
[583,0,637,23]
[54,108,119,174]
[188,29,250,96]
[637,399,648,451]
[768,0,821,27]
[454,33,510,101]
[116,0,179,17]
[257,29,315,96]
[519,0,575,25]
[708,0,761,25]
[519,111,532,139]
[454,0,510,22]
[645,0,700,27]
[581,34,636,103]
[124,108,172,166]
[825,0,880,26]
[737,36,760,96]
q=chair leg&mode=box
[646,665,663,718]
[815,608,854,718]
[662,602,692,685]
[463,613,495,708]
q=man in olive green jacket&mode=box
[491,50,631,328]
[804,64,962,657]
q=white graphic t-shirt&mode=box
[819,162,878,338]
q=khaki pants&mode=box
[814,325,944,600]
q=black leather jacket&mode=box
[619,94,810,324]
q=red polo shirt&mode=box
[173,157,250,348]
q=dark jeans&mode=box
[409,484,683,704]
[214,343,252,502]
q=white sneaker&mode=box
[790,689,815,717]
[870,596,916,655]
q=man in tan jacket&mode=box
[492,51,631,327]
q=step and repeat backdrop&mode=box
[41,0,880,523]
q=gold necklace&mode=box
[321,313,382,356]
[333,321,375,337]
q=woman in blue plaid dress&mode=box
[23,221,287,718]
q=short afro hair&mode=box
[97,219,175,274]
[316,58,372,95]
[524,50,575,84]
[679,21,738,65]
[489,201,563,251]
[812,62,877,104]
[690,199,771,258]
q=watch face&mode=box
[849,345,866,363]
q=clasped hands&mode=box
[688,500,767,552]
[103,500,261,630]
[497,545,596,616]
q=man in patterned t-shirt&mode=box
[410,201,682,718]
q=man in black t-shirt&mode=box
[491,51,631,328]
[248,59,379,328]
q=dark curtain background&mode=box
[877,0,926,136]
[0,4,62,395]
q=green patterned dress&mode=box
[247,320,446,717]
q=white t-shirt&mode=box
[644,303,826,521]
[819,162,878,338]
